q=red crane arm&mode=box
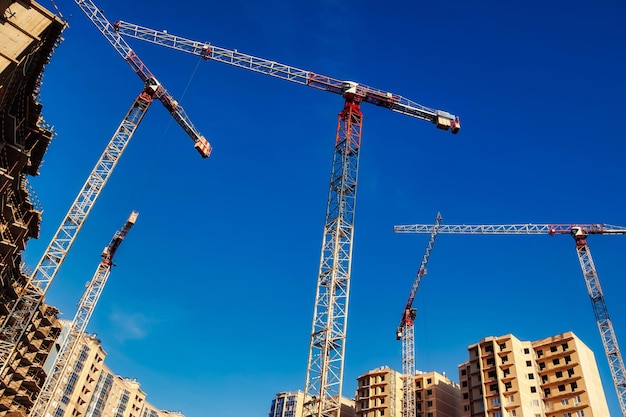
[113,20,460,133]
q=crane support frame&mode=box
[575,243,626,414]
[304,100,362,417]
[394,221,626,416]
[113,20,460,129]
[401,320,415,417]
[30,212,138,417]
[0,93,151,377]
[398,213,442,417]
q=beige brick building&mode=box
[355,366,402,417]
[355,366,460,417]
[414,371,461,417]
[46,331,183,417]
[458,332,610,417]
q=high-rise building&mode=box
[458,332,610,417]
[355,366,460,417]
[268,391,355,417]
[0,1,65,415]
[269,391,305,417]
[47,330,183,417]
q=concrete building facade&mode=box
[268,391,355,417]
[355,366,461,417]
[458,332,610,417]
[47,332,182,417]
[355,366,402,417]
[414,371,461,417]
[269,391,305,417]
[0,1,65,415]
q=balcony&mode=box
[14,392,34,407]
[21,377,40,392]
[0,393,14,410]
[0,169,14,196]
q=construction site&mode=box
[0,1,624,417]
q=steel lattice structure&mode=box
[394,222,626,416]
[396,213,441,417]
[0,0,209,384]
[0,93,151,375]
[303,100,361,417]
[401,322,415,417]
[112,20,460,417]
[30,212,138,417]
[113,21,460,129]
[74,1,211,157]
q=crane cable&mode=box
[125,56,204,205]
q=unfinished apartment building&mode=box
[458,332,610,417]
[0,0,65,415]
[355,366,460,417]
[46,330,184,417]
[414,371,461,417]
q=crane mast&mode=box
[396,213,441,417]
[30,212,138,417]
[0,0,209,385]
[302,96,361,417]
[112,20,459,417]
[394,222,626,416]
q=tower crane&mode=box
[0,0,210,386]
[30,211,138,417]
[112,21,460,417]
[396,213,442,417]
[393,222,626,416]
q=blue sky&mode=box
[25,0,625,416]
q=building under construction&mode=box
[355,366,461,417]
[458,331,610,417]
[0,0,64,415]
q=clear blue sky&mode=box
[26,0,625,416]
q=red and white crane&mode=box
[394,222,626,416]
[396,213,442,417]
[0,0,209,386]
[112,21,460,417]
[30,211,138,417]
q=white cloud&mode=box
[108,308,154,342]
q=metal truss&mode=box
[575,244,626,415]
[304,100,362,417]
[113,20,457,126]
[0,93,150,377]
[30,212,137,417]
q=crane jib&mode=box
[114,20,460,131]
